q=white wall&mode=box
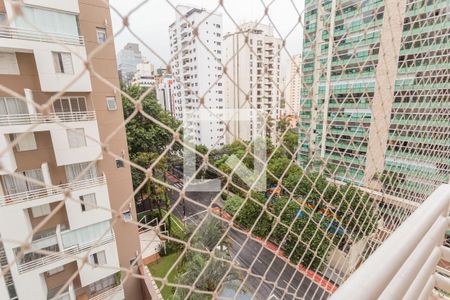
[65,182,112,230]
[77,242,120,287]
[0,39,91,93]
[49,121,102,167]
[0,134,17,175]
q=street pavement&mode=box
[167,179,330,300]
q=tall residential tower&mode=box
[169,5,225,149]
[224,22,282,143]
[0,1,142,299]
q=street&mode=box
[228,228,330,300]
[166,181,330,300]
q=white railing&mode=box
[89,284,124,300]
[331,184,450,300]
[18,234,114,274]
[0,26,85,46]
[0,111,96,126]
[0,176,106,206]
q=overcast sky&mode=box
[110,0,305,76]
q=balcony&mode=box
[0,111,96,127]
[331,184,450,299]
[0,175,106,206]
[89,284,124,300]
[0,26,84,46]
[17,220,114,273]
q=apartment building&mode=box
[0,1,142,299]
[169,5,225,149]
[224,22,282,143]
[156,75,176,117]
[131,61,156,88]
[284,54,301,117]
[117,43,144,85]
[299,0,450,202]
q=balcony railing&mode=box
[89,285,124,300]
[0,26,85,46]
[331,184,450,300]
[0,176,106,206]
[18,234,114,274]
[0,111,96,127]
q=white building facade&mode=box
[131,61,155,88]
[224,22,282,143]
[169,5,225,149]
[0,1,143,299]
[284,54,301,117]
[156,75,175,117]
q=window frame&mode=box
[80,193,97,212]
[67,128,87,148]
[13,132,37,152]
[89,250,107,266]
[52,52,74,75]
[96,27,107,44]
[106,96,117,111]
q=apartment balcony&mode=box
[331,184,450,299]
[17,221,114,274]
[88,284,124,300]
[0,111,96,127]
[0,26,84,46]
[0,103,102,169]
[0,175,106,207]
[0,26,91,92]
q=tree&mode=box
[122,85,181,188]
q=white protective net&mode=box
[0,0,449,299]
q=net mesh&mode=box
[0,0,448,299]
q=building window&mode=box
[12,132,37,152]
[65,162,97,182]
[31,203,51,218]
[89,251,107,266]
[67,128,87,148]
[52,52,74,74]
[106,97,117,111]
[96,28,107,44]
[80,193,97,211]
[53,97,87,114]
[0,52,20,75]
[0,97,28,115]
[2,169,44,195]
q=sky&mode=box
[109,0,305,77]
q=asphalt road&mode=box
[166,180,329,300]
[228,228,330,300]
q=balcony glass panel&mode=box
[15,6,79,36]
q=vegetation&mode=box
[208,133,378,272]
[124,86,377,274]
[122,85,182,233]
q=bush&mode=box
[223,195,244,215]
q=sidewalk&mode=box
[212,207,338,293]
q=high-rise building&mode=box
[131,61,155,88]
[224,22,282,143]
[156,75,176,117]
[284,54,301,117]
[117,43,144,85]
[0,1,142,299]
[299,0,450,202]
[169,5,225,149]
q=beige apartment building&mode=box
[224,22,282,143]
[0,1,143,299]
